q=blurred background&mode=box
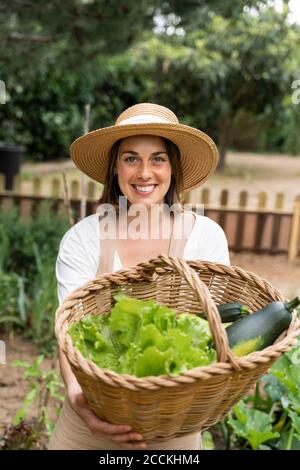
[0,0,300,450]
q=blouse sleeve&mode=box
[56,219,99,305]
[201,217,230,266]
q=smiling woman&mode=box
[99,134,183,211]
[49,103,230,451]
[117,136,172,205]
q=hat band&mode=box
[118,114,171,125]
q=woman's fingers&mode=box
[118,441,147,450]
[81,409,147,446]
[71,390,146,447]
[79,406,132,435]
[107,430,147,449]
[111,432,144,444]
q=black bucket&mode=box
[0,144,24,190]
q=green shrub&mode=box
[0,204,69,289]
[0,205,69,353]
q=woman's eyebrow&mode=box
[121,150,167,155]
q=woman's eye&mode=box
[125,156,137,163]
[153,156,166,163]
[124,155,166,164]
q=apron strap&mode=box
[96,213,116,276]
[168,210,195,258]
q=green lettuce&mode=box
[68,293,216,377]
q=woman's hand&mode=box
[67,382,147,449]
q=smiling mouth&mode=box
[131,184,158,195]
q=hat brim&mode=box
[70,122,218,193]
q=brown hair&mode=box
[98,137,183,211]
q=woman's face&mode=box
[116,135,172,207]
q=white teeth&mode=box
[133,185,156,192]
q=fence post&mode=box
[288,196,300,262]
[201,188,210,206]
[87,181,96,200]
[32,177,41,196]
[12,174,21,194]
[80,103,90,220]
[51,178,61,198]
[0,173,4,192]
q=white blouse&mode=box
[56,212,230,304]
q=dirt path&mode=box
[230,252,300,299]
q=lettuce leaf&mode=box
[68,293,216,377]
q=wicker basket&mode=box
[55,255,300,443]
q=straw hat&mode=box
[70,103,218,192]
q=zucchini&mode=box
[217,302,250,323]
[226,296,300,357]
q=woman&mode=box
[49,103,230,450]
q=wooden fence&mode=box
[183,189,300,260]
[0,176,299,260]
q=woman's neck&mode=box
[118,204,173,240]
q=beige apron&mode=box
[48,211,202,450]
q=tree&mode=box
[1,1,298,162]
[125,4,300,169]
[184,3,300,169]
[0,0,268,74]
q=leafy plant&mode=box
[227,401,279,449]
[69,292,216,377]
[216,330,300,450]
[0,419,44,450]
[0,355,64,450]
[27,244,59,355]
[0,205,69,352]
[0,271,27,337]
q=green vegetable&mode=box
[226,296,300,357]
[68,293,216,377]
[227,401,280,450]
[217,302,250,323]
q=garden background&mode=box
[0,0,300,450]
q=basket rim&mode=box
[55,258,300,390]
[58,313,299,387]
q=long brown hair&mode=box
[98,136,183,212]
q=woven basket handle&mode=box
[143,254,240,368]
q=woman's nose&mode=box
[138,162,152,179]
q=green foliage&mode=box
[0,205,69,353]
[218,332,300,450]
[27,244,60,355]
[0,204,68,286]
[0,271,27,334]
[69,292,216,377]
[0,355,64,449]
[128,7,299,164]
[12,355,64,431]
[1,2,299,161]
[227,401,279,449]
[0,70,92,161]
[0,0,267,74]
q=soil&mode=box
[230,252,300,299]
